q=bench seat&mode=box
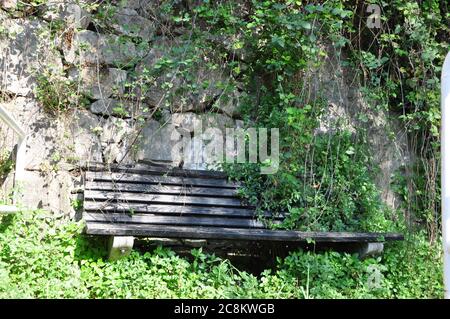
[83,163,403,244]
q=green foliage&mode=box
[192,1,391,232]
[35,69,90,116]
[190,0,446,237]
[2,0,445,299]
[224,104,395,232]
[0,212,443,298]
[0,150,13,181]
[347,0,448,239]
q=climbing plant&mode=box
[172,0,449,239]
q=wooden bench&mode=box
[83,163,403,259]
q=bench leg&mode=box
[358,242,384,258]
[108,236,134,261]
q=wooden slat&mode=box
[85,181,238,197]
[83,201,282,219]
[86,171,238,188]
[83,212,275,228]
[85,162,229,179]
[84,190,247,207]
[85,223,405,242]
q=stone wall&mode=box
[0,0,244,215]
[0,0,410,216]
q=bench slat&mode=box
[85,162,228,179]
[84,190,247,207]
[86,171,239,188]
[85,181,239,197]
[85,222,404,242]
[83,212,275,228]
[83,201,282,219]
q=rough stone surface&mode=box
[68,67,127,99]
[16,170,74,216]
[305,43,410,210]
[0,0,17,11]
[99,117,132,145]
[63,30,143,66]
[107,7,154,41]
[169,112,202,133]
[136,120,181,165]
[213,90,244,118]
[90,98,150,118]
[67,110,103,164]
[201,113,235,136]
[99,117,135,164]
[182,134,207,170]
[0,97,64,170]
[0,97,76,215]
[43,0,91,29]
[135,38,232,112]
[0,16,63,96]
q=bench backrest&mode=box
[83,164,282,231]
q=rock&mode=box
[103,143,121,163]
[0,97,68,171]
[144,74,190,110]
[100,117,132,145]
[201,113,235,135]
[182,134,207,170]
[135,38,232,112]
[316,102,356,134]
[17,170,74,216]
[68,67,127,99]
[0,17,63,96]
[170,112,202,133]
[181,128,226,170]
[0,0,17,10]
[204,33,250,62]
[98,116,136,164]
[306,42,411,211]
[107,7,155,41]
[136,120,181,164]
[42,0,91,29]
[189,66,228,109]
[63,30,143,66]
[139,67,229,112]
[90,98,151,118]
[108,0,153,10]
[213,90,244,118]
[128,0,177,24]
[67,110,103,163]
[235,119,244,128]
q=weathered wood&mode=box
[85,162,229,179]
[85,181,238,197]
[86,171,239,188]
[82,165,404,246]
[83,201,282,218]
[84,190,247,207]
[83,212,276,228]
[86,223,405,242]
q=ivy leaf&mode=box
[345,147,355,155]
[299,21,312,30]
[271,35,285,48]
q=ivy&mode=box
[0,213,443,298]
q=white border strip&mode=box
[441,51,450,299]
